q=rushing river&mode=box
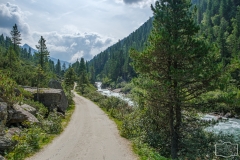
[95,82,134,106]
[201,114,240,139]
[96,82,240,138]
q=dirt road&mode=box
[26,92,137,160]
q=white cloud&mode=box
[85,40,90,45]
[0,1,153,62]
[61,25,80,35]
[0,3,28,28]
[115,0,124,4]
[48,44,68,52]
[90,48,102,57]
[70,51,84,63]
[0,2,31,42]
[31,30,115,62]
[70,42,77,48]
[119,0,156,8]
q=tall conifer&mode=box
[130,0,225,158]
[10,24,21,51]
[36,36,49,70]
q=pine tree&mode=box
[64,67,76,88]
[55,59,61,76]
[0,34,4,47]
[78,58,88,94]
[61,63,66,77]
[72,59,80,75]
[10,24,21,51]
[5,36,12,50]
[7,46,17,69]
[48,60,55,73]
[89,66,95,83]
[130,0,225,158]
[79,58,86,75]
[62,63,66,71]
[35,36,49,70]
[28,47,32,59]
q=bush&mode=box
[42,110,62,134]
[23,99,48,116]
[6,126,41,160]
[121,82,134,94]
[121,109,144,139]
[132,138,169,160]
[86,91,105,103]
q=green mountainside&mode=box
[86,18,153,84]
[87,0,240,88]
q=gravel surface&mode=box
[26,91,138,160]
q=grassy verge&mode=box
[5,102,75,160]
[62,104,75,128]
[76,84,168,160]
[100,107,123,130]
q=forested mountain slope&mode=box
[87,18,153,83]
[87,0,240,87]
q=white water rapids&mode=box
[201,114,240,139]
[95,82,134,106]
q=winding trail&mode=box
[26,91,137,160]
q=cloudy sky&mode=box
[0,0,155,62]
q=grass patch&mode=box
[62,104,75,128]
[100,107,123,131]
[132,138,169,160]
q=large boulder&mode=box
[0,136,15,154]
[24,88,68,114]
[224,112,233,118]
[19,104,37,115]
[48,79,63,89]
[0,103,7,136]
[7,104,39,125]
[0,128,20,154]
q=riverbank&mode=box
[79,83,240,159]
[95,82,134,106]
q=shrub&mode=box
[6,126,41,160]
[23,99,48,116]
[42,110,62,134]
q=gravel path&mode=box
[26,91,138,160]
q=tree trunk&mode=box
[170,105,178,159]
[37,71,40,101]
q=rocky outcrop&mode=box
[0,135,15,154]
[224,112,233,118]
[48,79,63,90]
[0,128,20,154]
[19,104,37,115]
[112,88,122,93]
[7,104,39,125]
[0,103,7,136]
[24,88,68,113]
